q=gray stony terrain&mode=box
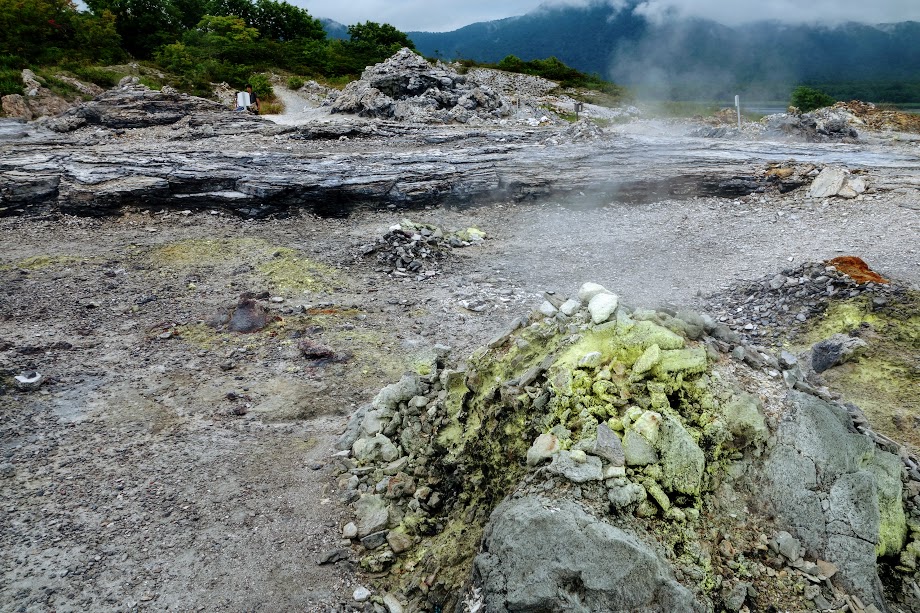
[2,51,920,613]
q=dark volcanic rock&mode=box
[226,299,270,333]
[0,124,774,218]
[811,333,868,373]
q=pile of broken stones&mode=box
[327,279,920,613]
[356,219,485,281]
[703,257,903,347]
[326,48,516,124]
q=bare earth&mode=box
[1,117,920,613]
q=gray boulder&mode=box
[809,167,848,198]
[546,451,603,483]
[336,404,369,450]
[474,496,703,612]
[354,494,389,537]
[591,423,626,466]
[656,415,706,496]
[371,373,420,411]
[811,333,868,373]
[761,391,906,610]
[353,433,400,464]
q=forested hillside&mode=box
[0,0,415,98]
[410,3,920,102]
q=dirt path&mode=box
[261,86,339,127]
[1,134,919,612]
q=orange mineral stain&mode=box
[825,256,889,284]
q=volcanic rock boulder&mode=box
[474,496,704,613]
[761,391,906,609]
[763,108,859,142]
[810,333,868,373]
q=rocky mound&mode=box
[759,99,920,141]
[0,69,79,121]
[330,280,920,612]
[704,257,920,463]
[831,100,920,134]
[761,107,859,142]
[43,78,275,134]
[327,48,514,124]
[702,257,904,347]
[355,219,486,281]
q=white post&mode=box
[735,94,741,129]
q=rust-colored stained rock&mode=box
[826,256,889,285]
[2,94,32,120]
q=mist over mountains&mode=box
[407,2,920,101]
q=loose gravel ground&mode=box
[1,126,919,612]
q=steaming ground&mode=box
[474,189,920,309]
[2,135,919,611]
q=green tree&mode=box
[251,0,324,42]
[205,0,254,24]
[73,9,124,64]
[497,55,525,73]
[316,21,414,76]
[85,0,184,58]
[0,0,123,64]
[0,0,77,63]
[790,85,837,112]
[347,21,414,51]
[156,14,261,92]
[173,0,209,29]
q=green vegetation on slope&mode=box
[0,0,421,102]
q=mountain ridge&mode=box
[406,3,920,101]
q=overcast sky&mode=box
[294,0,920,32]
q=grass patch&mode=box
[138,76,162,90]
[0,254,84,271]
[66,65,123,88]
[260,100,284,114]
[0,69,22,96]
[287,76,305,90]
[796,295,920,452]
[149,238,345,294]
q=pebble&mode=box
[353,586,371,602]
[382,594,404,613]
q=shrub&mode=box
[247,72,273,98]
[287,76,304,90]
[69,65,122,87]
[790,86,836,112]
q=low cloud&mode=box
[630,0,920,26]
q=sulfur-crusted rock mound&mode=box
[332,277,920,612]
[327,48,512,123]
